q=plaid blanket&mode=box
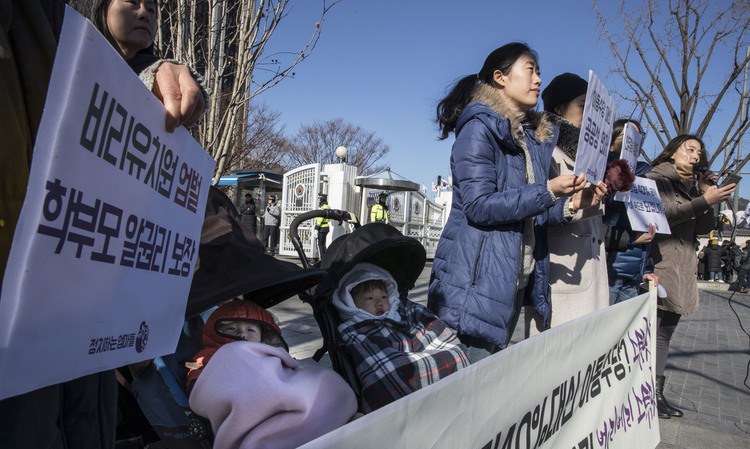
[339,300,469,413]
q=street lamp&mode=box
[335,145,348,163]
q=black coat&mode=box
[738,249,750,271]
[728,244,743,270]
[704,244,724,272]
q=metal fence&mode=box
[279,164,320,258]
[278,164,447,260]
[387,190,445,258]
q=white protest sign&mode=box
[622,177,671,235]
[0,7,215,400]
[619,122,642,174]
[573,71,616,184]
[301,293,660,449]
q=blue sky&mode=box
[257,0,749,198]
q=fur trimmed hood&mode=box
[470,82,555,144]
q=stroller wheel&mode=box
[188,417,210,441]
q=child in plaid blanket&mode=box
[332,263,470,413]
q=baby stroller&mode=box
[117,187,327,449]
[289,213,427,407]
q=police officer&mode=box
[370,192,389,224]
[315,194,331,258]
[263,194,281,256]
[240,193,257,235]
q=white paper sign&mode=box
[573,71,616,184]
[301,293,660,449]
[0,7,215,399]
[619,122,642,173]
[620,177,671,235]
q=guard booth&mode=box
[356,169,446,258]
[216,169,283,240]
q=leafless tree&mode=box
[285,118,390,175]
[594,0,750,171]
[224,102,291,173]
[152,0,341,181]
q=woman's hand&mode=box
[703,183,735,206]
[569,181,608,213]
[697,170,719,193]
[643,273,659,286]
[549,173,587,198]
[592,181,608,199]
[153,62,205,132]
[633,224,657,244]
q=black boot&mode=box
[656,375,683,418]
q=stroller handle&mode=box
[289,209,360,268]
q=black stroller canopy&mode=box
[186,187,327,317]
[316,223,426,298]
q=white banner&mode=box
[301,293,660,449]
[619,123,642,174]
[0,8,215,399]
[573,71,616,184]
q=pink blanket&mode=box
[189,342,357,449]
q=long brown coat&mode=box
[0,0,60,284]
[646,162,714,314]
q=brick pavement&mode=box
[269,258,750,447]
[648,283,750,448]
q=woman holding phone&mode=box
[646,134,735,419]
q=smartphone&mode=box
[719,174,742,188]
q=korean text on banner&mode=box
[573,70,616,184]
[300,292,660,449]
[621,177,671,235]
[619,122,642,174]
[0,7,216,400]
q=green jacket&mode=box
[316,203,331,229]
[370,203,389,224]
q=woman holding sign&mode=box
[0,2,208,448]
[523,73,609,336]
[646,135,735,419]
[603,119,659,305]
[428,43,585,362]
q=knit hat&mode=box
[207,300,287,350]
[542,73,588,113]
[186,299,287,390]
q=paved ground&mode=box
[654,281,750,448]
[269,258,750,448]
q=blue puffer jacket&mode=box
[603,160,652,281]
[427,84,564,350]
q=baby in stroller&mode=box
[185,299,288,390]
[332,262,470,413]
[186,299,357,449]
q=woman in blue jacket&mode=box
[427,43,584,361]
[603,119,658,304]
